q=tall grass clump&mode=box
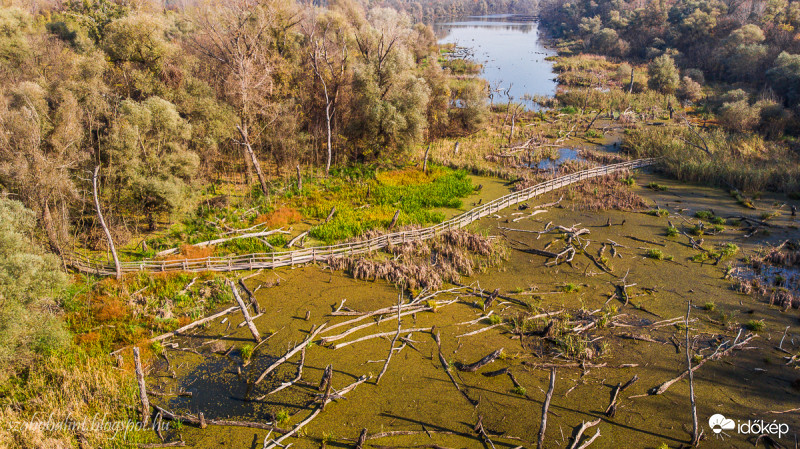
[623,127,800,193]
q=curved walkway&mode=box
[66,159,658,276]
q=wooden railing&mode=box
[66,159,658,276]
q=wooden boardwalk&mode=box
[66,159,657,276]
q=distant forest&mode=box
[539,0,800,105]
[364,0,538,22]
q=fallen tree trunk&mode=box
[256,323,328,384]
[155,229,289,257]
[333,327,432,350]
[637,332,756,397]
[537,368,556,449]
[230,280,260,343]
[286,231,308,248]
[458,349,504,372]
[153,405,289,433]
[133,347,150,427]
[568,418,601,449]
[264,375,370,449]
[605,375,638,417]
[433,329,478,406]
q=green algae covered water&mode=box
[146,171,800,448]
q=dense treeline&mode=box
[540,0,800,109]
[367,0,538,22]
[0,0,489,255]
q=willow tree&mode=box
[106,96,199,230]
[0,81,85,255]
[345,7,430,157]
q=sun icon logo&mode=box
[708,414,736,438]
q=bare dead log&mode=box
[133,347,150,427]
[388,210,401,230]
[261,347,306,397]
[229,280,260,343]
[537,367,556,449]
[433,329,478,406]
[319,363,333,391]
[153,404,289,433]
[155,229,289,257]
[585,109,604,132]
[568,418,601,449]
[286,231,309,249]
[458,349,504,372]
[264,375,369,449]
[377,295,404,384]
[320,365,333,411]
[238,278,261,315]
[333,327,432,349]
[685,299,701,446]
[456,323,504,338]
[255,323,328,384]
[636,331,756,397]
[325,206,336,223]
[577,429,601,449]
[356,428,368,449]
[474,415,496,449]
[321,305,430,343]
[296,165,302,191]
[604,375,639,417]
[138,442,186,448]
[92,165,121,279]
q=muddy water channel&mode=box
[147,171,800,449]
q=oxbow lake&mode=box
[434,15,558,108]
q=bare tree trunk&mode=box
[93,165,121,279]
[509,110,518,144]
[537,367,556,449]
[236,124,269,198]
[685,299,700,446]
[325,102,333,176]
[133,347,151,427]
[629,68,634,94]
[230,280,261,343]
[241,146,253,186]
[422,145,430,174]
[296,165,302,191]
[41,200,62,256]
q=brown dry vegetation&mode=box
[566,171,648,211]
[328,229,504,290]
[0,353,142,448]
[734,241,800,310]
[253,206,303,228]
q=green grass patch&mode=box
[560,283,580,293]
[666,226,679,237]
[647,182,668,191]
[306,166,474,243]
[695,210,714,220]
[240,344,254,363]
[688,225,704,236]
[648,208,669,217]
[744,320,765,332]
[645,248,672,260]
